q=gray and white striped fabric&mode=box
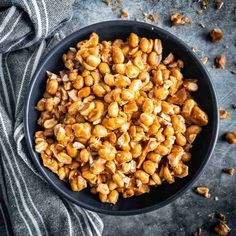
[0,1,103,236]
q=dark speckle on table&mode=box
[61,0,236,235]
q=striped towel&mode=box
[0,1,103,236]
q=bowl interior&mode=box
[24,21,218,215]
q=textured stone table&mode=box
[62,0,236,235]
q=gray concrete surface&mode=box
[62,0,236,235]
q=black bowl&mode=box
[24,20,219,215]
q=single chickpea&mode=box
[155,144,169,156]
[129,79,142,90]
[128,33,139,48]
[139,113,155,126]
[139,38,149,52]
[92,125,108,137]
[133,55,145,70]
[96,183,109,195]
[66,143,78,158]
[105,161,116,174]
[112,173,124,188]
[73,75,84,90]
[134,170,149,184]
[79,148,91,163]
[148,123,160,136]
[172,115,186,133]
[125,64,140,78]
[45,98,54,112]
[115,75,131,88]
[153,39,162,55]
[104,74,115,87]
[92,83,106,97]
[98,141,117,161]
[108,190,119,204]
[116,151,132,163]
[154,87,169,100]
[182,152,191,162]
[142,99,154,113]
[121,89,136,101]
[47,79,58,95]
[108,102,119,117]
[131,143,142,158]
[122,45,130,57]
[147,52,158,66]
[84,75,94,86]
[107,133,117,146]
[151,173,162,185]
[123,189,134,198]
[99,193,108,203]
[108,180,118,191]
[112,47,125,64]
[152,69,163,85]
[163,126,175,137]
[85,55,101,68]
[175,133,187,146]
[143,160,157,175]
[78,87,91,98]
[147,39,154,53]
[115,64,126,75]
[147,152,162,163]
[98,62,111,75]
[124,101,138,114]
[82,170,97,184]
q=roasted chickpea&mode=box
[175,133,187,146]
[140,113,155,126]
[131,143,142,158]
[78,87,91,98]
[92,83,106,97]
[93,125,108,137]
[84,75,94,86]
[66,143,78,158]
[134,170,149,184]
[112,173,124,188]
[47,79,58,95]
[86,55,101,68]
[98,62,110,75]
[108,102,119,117]
[114,64,126,75]
[147,152,161,163]
[121,89,136,101]
[163,126,175,137]
[154,87,169,100]
[79,149,91,163]
[139,38,149,52]
[112,47,125,64]
[143,160,157,175]
[108,190,119,204]
[128,33,139,48]
[148,52,160,66]
[73,75,84,90]
[142,99,154,113]
[106,161,116,174]
[116,151,132,163]
[125,64,140,78]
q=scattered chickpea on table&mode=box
[34,32,209,204]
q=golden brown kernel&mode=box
[195,186,211,198]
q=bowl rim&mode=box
[24,20,219,216]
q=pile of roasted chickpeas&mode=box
[34,32,209,204]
